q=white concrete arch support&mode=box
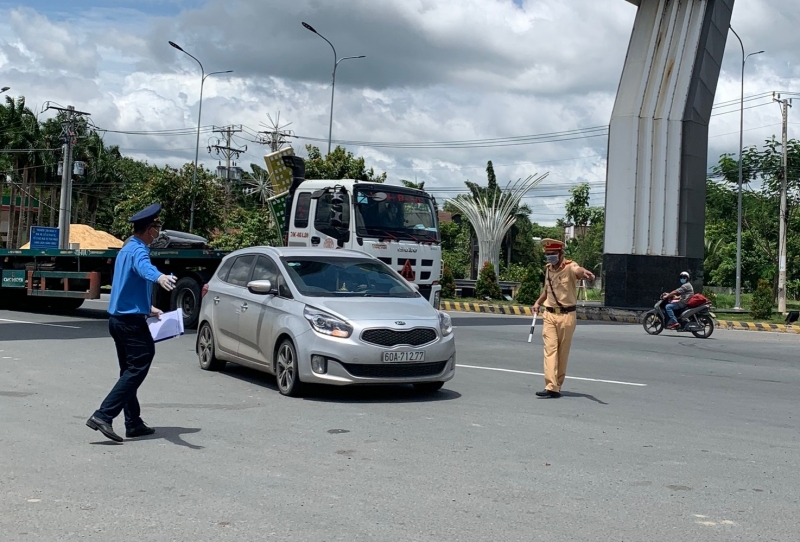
[604,0,734,308]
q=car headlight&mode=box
[438,310,453,337]
[304,306,353,339]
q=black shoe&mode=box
[126,423,155,438]
[86,415,123,442]
[535,389,561,398]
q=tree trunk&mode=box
[8,179,17,248]
[16,166,28,247]
[23,173,36,245]
[49,187,57,227]
[88,196,99,228]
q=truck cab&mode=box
[285,179,442,308]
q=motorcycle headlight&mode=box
[303,306,353,339]
[438,310,453,337]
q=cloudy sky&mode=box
[1,0,798,224]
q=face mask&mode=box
[546,254,560,265]
[680,278,687,284]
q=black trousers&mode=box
[93,314,155,429]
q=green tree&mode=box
[400,179,425,190]
[439,220,471,279]
[303,145,386,183]
[475,261,503,300]
[706,138,800,291]
[563,183,604,273]
[750,279,774,320]
[210,207,280,250]
[514,266,541,306]
[111,163,226,240]
[440,265,456,298]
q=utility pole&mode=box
[773,93,792,314]
[45,104,91,249]
[209,125,247,200]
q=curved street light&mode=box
[302,22,365,155]
[1,87,10,94]
[728,27,763,310]
[169,40,232,232]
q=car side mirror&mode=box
[247,280,277,295]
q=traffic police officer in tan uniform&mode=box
[532,238,595,398]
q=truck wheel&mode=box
[170,277,201,329]
[49,298,85,312]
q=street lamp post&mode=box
[728,27,763,310]
[169,41,232,232]
[302,22,364,155]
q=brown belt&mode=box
[544,306,576,314]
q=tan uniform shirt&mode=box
[543,260,578,308]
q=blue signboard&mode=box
[29,226,60,249]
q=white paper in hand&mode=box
[147,309,185,343]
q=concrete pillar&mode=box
[604,0,735,308]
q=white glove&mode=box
[157,274,177,291]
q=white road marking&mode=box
[456,364,647,387]
[0,318,80,329]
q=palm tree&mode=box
[0,96,40,247]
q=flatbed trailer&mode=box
[0,247,230,328]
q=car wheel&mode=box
[197,323,225,371]
[276,339,303,397]
[413,381,445,393]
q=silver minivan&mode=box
[196,247,456,396]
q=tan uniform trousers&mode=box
[542,310,577,392]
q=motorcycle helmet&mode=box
[680,271,690,284]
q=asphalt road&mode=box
[1,306,799,541]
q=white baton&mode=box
[527,309,539,343]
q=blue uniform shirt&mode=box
[108,237,163,316]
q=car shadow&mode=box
[219,364,461,404]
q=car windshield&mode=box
[354,188,439,242]
[281,256,419,298]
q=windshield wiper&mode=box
[362,228,400,241]
[413,230,438,243]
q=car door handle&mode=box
[241,302,248,311]
[213,296,220,305]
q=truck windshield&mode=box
[354,188,439,242]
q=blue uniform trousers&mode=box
[93,315,154,429]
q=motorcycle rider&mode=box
[663,271,694,329]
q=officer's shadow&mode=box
[91,427,203,449]
[560,391,608,405]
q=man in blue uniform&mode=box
[86,203,177,442]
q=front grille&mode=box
[340,361,447,378]
[361,328,437,347]
[421,259,434,267]
[378,257,392,265]
[398,258,417,266]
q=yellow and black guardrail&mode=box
[440,301,800,334]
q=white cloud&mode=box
[0,0,797,225]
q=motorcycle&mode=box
[642,294,716,339]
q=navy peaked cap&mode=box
[129,203,162,227]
